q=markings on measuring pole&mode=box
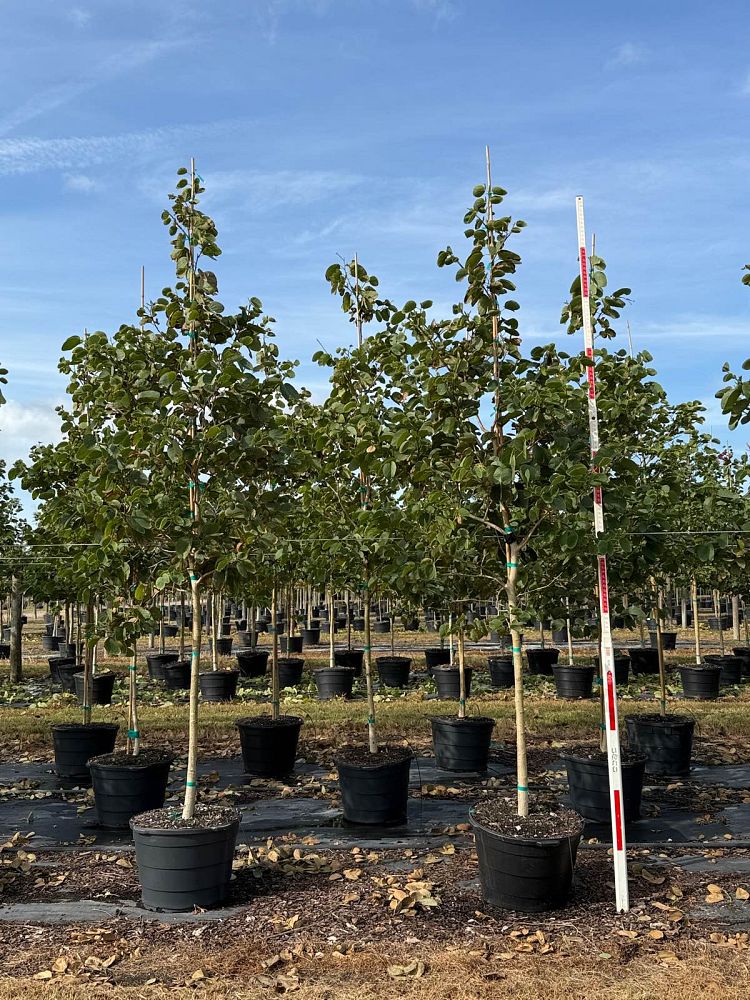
[576,195,630,914]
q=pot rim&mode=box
[468,806,584,846]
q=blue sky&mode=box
[1,0,749,513]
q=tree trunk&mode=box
[715,590,725,654]
[733,595,741,641]
[506,545,528,818]
[681,593,688,629]
[654,586,667,717]
[363,575,377,754]
[271,585,279,722]
[691,578,702,664]
[9,575,22,684]
[328,584,335,668]
[182,572,202,820]
[565,598,574,665]
[82,600,93,725]
[179,591,186,660]
[457,624,466,720]
[128,639,140,757]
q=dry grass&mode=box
[0,941,747,1000]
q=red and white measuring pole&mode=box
[576,196,630,913]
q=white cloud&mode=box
[411,0,457,21]
[67,7,92,27]
[64,173,97,193]
[0,400,62,467]
[607,42,647,69]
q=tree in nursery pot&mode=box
[306,258,440,825]
[44,166,302,910]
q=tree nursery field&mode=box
[1,167,750,998]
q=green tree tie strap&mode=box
[512,647,521,653]
[186,781,196,788]
[367,716,375,725]
[127,730,140,739]
[517,785,528,792]
[82,704,91,711]
[507,562,518,568]
[191,650,200,657]
[128,665,137,672]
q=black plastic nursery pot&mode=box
[280,636,303,654]
[488,655,515,689]
[234,631,256,649]
[130,804,240,912]
[236,649,270,678]
[163,624,179,638]
[215,637,233,657]
[49,655,75,683]
[526,648,560,676]
[593,654,631,686]
[424,647,451,672]
[74,671,116,706]
[704,654,744,685]
[431,716,494,772]
[335,747,412,825]
[469,804,583,912]
[433,665,473,700]
[0,644,9,660]
[41,634,60,653]
[89,751,173,829]
[56,661,80,694]
[650,631,677,650]
[146,652,179,682]
[199,669,239,702]
[301,628,321,646]
[733,647,750,673]
[625,714,694,776]
[552,664,596,699]
[376,656,411,688]
[628,647,660,675]
[334,649,364,675]
[561,752,646,824]
[551,627,569,645]
[680,664,721,700]
[51,723,119,785]
[372,620,391,634]
[61,641,81,661]
[235,715,303,777]
[352,617,365,631]
[163,660,191,690]
[314,667,355,700]
[402,617,420,631]
[278,658,304,688]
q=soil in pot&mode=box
[628,647,660,675]
[334,649,364,675]
[236,649,270,678]
[376,656,411,687]
[424,647,451,672]
[278,658,304,688]
[89,749,173,829]
[626,713,694,775]
[680,664,721,699]
[314,667,354,700]
[526,648,560,676]
[199,669,239,702]
[163,660,191,690]
[74,671,116,706]
[52,722,119,785]
[130,803,240,912]
[146,652,179,682]
[488,655,514,689]
[335,746,412,825]
[561,750,647,824]
[552,663,596,699]
[431,716,494,772]
[470,798,584,912]
[235,715,303,777]
[433,665,473,700]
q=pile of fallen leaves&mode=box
[0,832,35,893]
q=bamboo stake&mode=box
[328,583,335,668]
[363,569,377,754]
[457,622,466,720]
[716,590,725,654]
[128,639,140,756]
[565,598,574,665]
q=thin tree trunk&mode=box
[654,587,667,717]
[691,578,702,664]
[565,598,574,665]
[732,595,741,641]
[328,584,335,668]
[347,589,352,651]
[457,623,466,720]
[271,585,279,722]
[179,591,186,660]
[211,591,218,671]
[363,573,377,754]
[183,572,202,820]
[9,575,22,684]
[82,601,93,726]
[128,639,140,757]
[506,549,528,819]
[716,590,725,654]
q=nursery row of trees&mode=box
[1,165,749,842]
